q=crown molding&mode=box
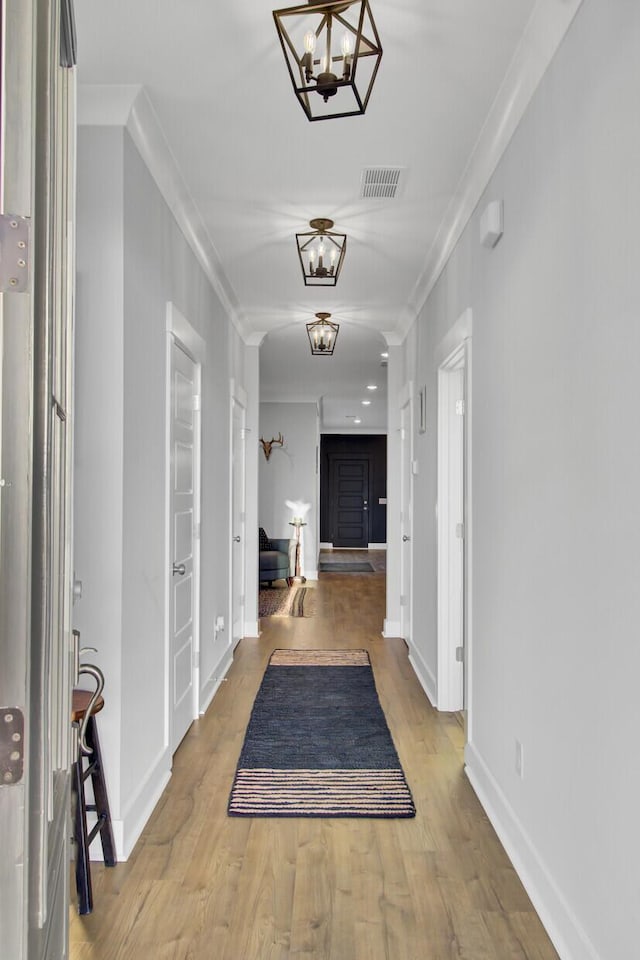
[408,0,584,321]
[78,85,248,341]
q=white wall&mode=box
[75,123,245,858]
[408,3,640,958]
[259,402,319,579]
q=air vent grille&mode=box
[360,166,403,199]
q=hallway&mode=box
[70,565,558,960]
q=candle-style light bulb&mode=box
[303,31,316,81]
[317,241,325,271]
[308,249,315,276]
[342,33,352,81]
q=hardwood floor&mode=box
[70,559,558,959]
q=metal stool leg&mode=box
[71,751,93,915]
[83,716,116,867]
[71,713,116,914]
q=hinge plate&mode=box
[455,399,465,415]
[0,214,30,292]
[455,646,464,663]
[1,708,25,785]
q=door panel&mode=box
[169,341,197,752]
[329,457,370,547]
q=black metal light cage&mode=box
[306,313,340,355]
[273,0,383,121]
[296,218,347,286]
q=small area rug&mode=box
[228,649,415,818]
[259,586,314,618]
[318,561,374,573]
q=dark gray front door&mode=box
[329,457,370,547]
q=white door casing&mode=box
[0,1,76,956]
[437,342,468,712]
[230,385,247,649]
[399,385,414,646]
[168,338,201,753]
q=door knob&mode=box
[402,534,411,542]
[233,535,241,542]
[172,562,186,576]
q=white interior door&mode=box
[169,339,199,753]
[399,394,413,645]
[231,391,247,649]
[0,1,76,956]
[437,347,466,711]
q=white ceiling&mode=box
[75,0,550,431]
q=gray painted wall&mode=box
[407,3,640,958]
[75,124,245,857]
[259,402,319,580]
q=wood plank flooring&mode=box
[70,557,559,959]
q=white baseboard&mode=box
[303,569,318,581]
[408,647,437,707]
[319,542,333,549]
[464,741,601,960]
[199,645,234,715]
[382,619,401,638]
[93,745,172,862]
[244,619,260,638]
[368,542,387,550]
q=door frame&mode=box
[437,332,472,715]
[399,381,414,647]
[164,304,203,748]
[229,380,247,650]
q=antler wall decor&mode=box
[259,433,284,461]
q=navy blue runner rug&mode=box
[228,649,415,818]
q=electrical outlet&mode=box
[515,739,524,779]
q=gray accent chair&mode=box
[258,527,291,585]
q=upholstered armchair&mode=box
[258,527,291,585]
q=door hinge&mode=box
[0,214,30,292]
[455,646,464,663]
[1,708,25,785]
[455,399,465,416]
[455,522,464,539]
[193,395,201,412]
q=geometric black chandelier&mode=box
[273,0,383,122]
[296,218,347,286]
[306,312,339,355]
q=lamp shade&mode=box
[306,313,339,355]
[296,218,347,286]
[273,0,383,121]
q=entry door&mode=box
[399,397,413,645]
[328,457,369,547]
[169,340,199,753]
[0,1,76,956]
[231,392,246,649]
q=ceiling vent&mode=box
[380,359,388,368]
[360,166,403,199]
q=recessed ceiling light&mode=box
[361,400,371,406]
[354,418,362,424]
[367,384,377,391]
[380,351,389,358]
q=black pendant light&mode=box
[273,0,383,121]
[296,218,347,286]
[306,313,339,355]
